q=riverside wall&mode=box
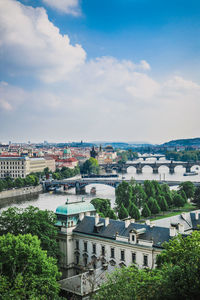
[0,185,43,202]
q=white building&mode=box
[56,201,200,298]
[0,156,55,179]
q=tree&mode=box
[129,202,140,220]
[0,206,59,259]
[81,158,99,175]
[115,181,132,209]
[0,233,60,299]
[142,203,151,218]
[151,199,161,215]
[157,195,168,212]
[118,203,129,220]
[147,197,155,212]
[91,198,117,220]
[179,181,195,199]
[144,180,156,198]
[14,177,24,188]
[156,231,200,300]
[193,186,200,207]
[132,184,147,208]
[173,192,185,208]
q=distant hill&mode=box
[162,138,200,147]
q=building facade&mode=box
[0,156,55,179]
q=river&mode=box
[1,157,200,212]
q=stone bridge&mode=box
[44,178,200,194]
[100,161,200,174]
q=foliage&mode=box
[118,203,129,220]
[151,199,161,215]
[173,192,185,208]
[144,180,156,198]
[193,186,200,208]
[0,233,60,299]
[141,203,151,218]
[115,181,132,209]
[179,181,195,199]
[0,206,59,259]
[80,158,99,175]
[90,198,117,220]
[166,150,200,162]
[129,202,140,220]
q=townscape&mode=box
[1,0,200,299]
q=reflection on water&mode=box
[1,157,200,212]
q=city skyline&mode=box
[0,0,200,143]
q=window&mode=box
[102,246,105,256]
[121,250,125,261]
[132,252,136,263]
[143,255,148,266]
[93,244,96,254]
[76,255,79,265]
[84,242,87,252]
[132,235,135,242]
[111,248,115,258]
[76,240,79,250]
[84,257,87,267]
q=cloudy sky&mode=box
[0,0,200,144]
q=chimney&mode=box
[79,212,84,221]
[195,211,199,220]
[105,217,109,227]
[125,219,130,228]
[178,223,184,234]
[146,220,150,226]
[95,213,99,226]
[130,219,135,224]
[169,226,176,237]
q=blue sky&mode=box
[0,0,200,143]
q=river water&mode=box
[1,157,200,212]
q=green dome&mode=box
[56,201,95,216]
[63,148,71,154]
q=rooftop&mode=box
[56,200,95,216]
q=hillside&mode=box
[162,138,200,147]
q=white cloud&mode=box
[0,81,26,112]
[42,0,80,16]
[0,0,86,83]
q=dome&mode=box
[56,201,95,216]
[63,148,71,154]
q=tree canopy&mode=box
[0,233,60,299]
[0,206,59,259]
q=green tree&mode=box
[14,177,24,188]
[144,180,156,198]
[0,233,60,299]
[0,206,59,258]
[129,202,140,220]
[115,181,132,209]
[151,199,161,215]
[91,198,117,220]
[179,181,195,199]
[173,192,185,208]
[157,195,168,212]
[156,231,200,300]
[132,184,147,208]
[142,203,151,218]
[118,203,129,220]
[193,186,200,207]
[147,197,155,212]
[81,158,99,175]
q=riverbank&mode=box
[0,185,43,205]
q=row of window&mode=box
[0,166,24,169]
[75,240,148,266]
[0,161,24,165]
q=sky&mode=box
[0,0,200,144]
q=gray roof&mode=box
[153,210,200,232]
[73,216,172,248]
